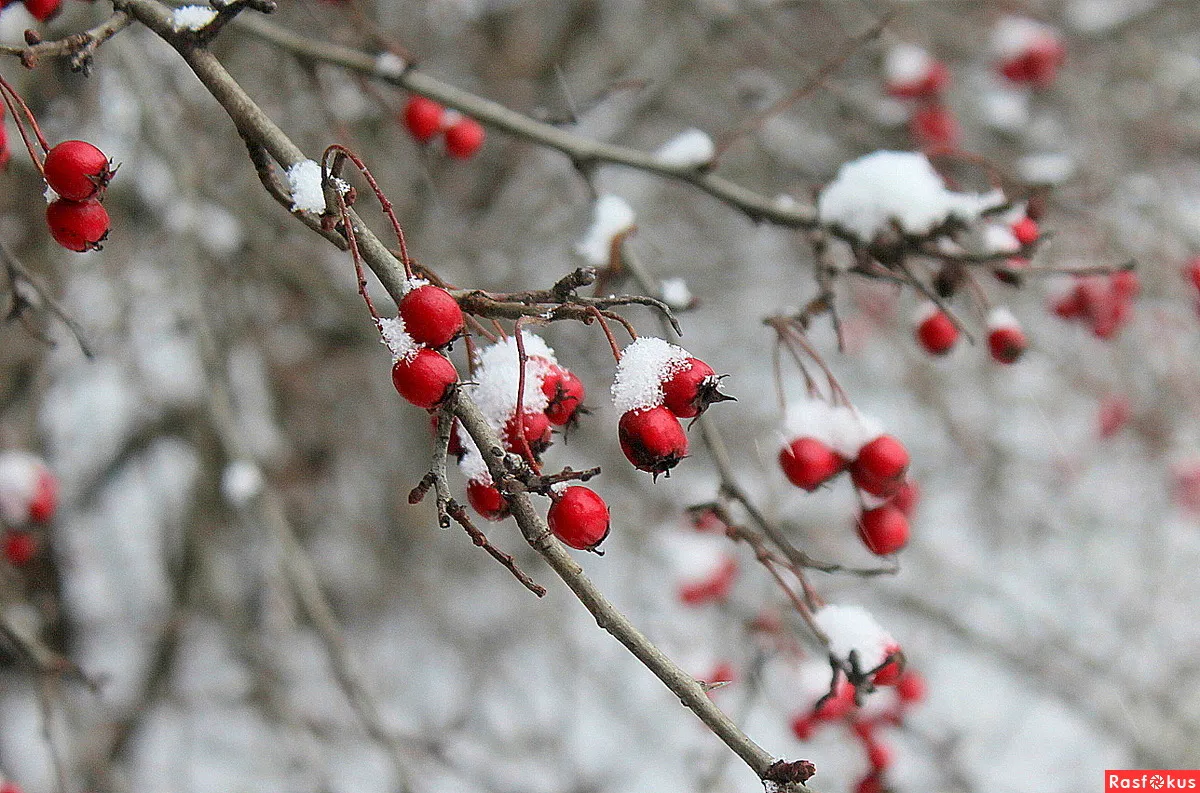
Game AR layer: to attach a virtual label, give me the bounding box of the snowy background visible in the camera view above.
[2,0,1200,792]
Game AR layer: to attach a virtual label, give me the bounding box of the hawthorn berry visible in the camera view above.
[398,284,463,348]
[813,679,856,720]
[915,308,958,356]
[467,479,508,522]
[1098,395,1131,439]
[541,364,585,426]
[3,531,37,566]
[1112,270,1140,300]
[661,357,732,418]
[444,117,485,159]
[895,670,926,704]
[988,326,1027,364]
[871,644,905,686]
[1011,216,1039,246]
[46,199,110,252]
[23,0,61,21]
[547,486,610,551]
[618,405,688,476]
[1186,258,1200,293]
[44,140,114,201]
[789,713,817,741]
[678,557,738,606]
[857,504,909,556]
[403,96,444,143]
[28,467,56,523]
[855,774,886,793]
[779,437,845,491]
[866,740,894,771]
[890,480,920,517]
[503,409,552,457]
[999,37,1064,88]
[910,104,959,150]
[850,435,910,497]
[885,50,950,100]
[391,349,457,408]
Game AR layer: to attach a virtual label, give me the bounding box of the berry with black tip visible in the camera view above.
[46,199,109,252]
[44,140,114,201]
[618,405,688,476]
[661,357,733,418]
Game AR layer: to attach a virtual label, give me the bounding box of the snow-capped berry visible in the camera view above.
[444,117,485,159]
[3,531,37,566]
[46,199,109,252]
[915,306,958,356]
[850,435,909,497]
[398,284,463,348]
[547,486,610,551]
[661,357,732,418]
[391,349,457,408]
[779,437,845,491]
[618,405,688,476]
[1011,216,1039,246]
[43,140,113,201]
[871,643,905,686]
[23,0,61,21]
[815,604,897,687]
[884,44,949,100]
[28,467,56,523]
[403,96,444,143]
[986,307,1027,364]
[890,480,920,517]
[857,504,909,555]
[896,670,925,704]
[502,409,552,457]
[994,16,1064,88]
[541,365,585,427]
[466,479,508,522]
[910,104,960,150]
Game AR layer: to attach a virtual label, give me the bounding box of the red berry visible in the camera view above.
[871,644,905,686]
[3,531,37,566]
[866,740,894,771]
[851,436,909,497]
[391,349,457,409]
[1187,259,1200,292]
[23,0,61,21]
[0,114,10,170]
[857,505,909,555]
[895,670,926,704]
[790,713,817,741]
[888,60,950,100]
[618,406,688,476]
[1052,288,1084,319]
[855,773,885,793]
[678,557,738,606]
[988,326,1027,364]
[661,357,732,418]
[890,480,920,517]
[910,104,959,150]
[1098,395,1130,439]
[541,365,585,426]
[915,309,958,356]
[444,117,485,159]
[814,680,856,720]
[547,486,610,551]
[779,437,845,491]
[44,140,113,201]
[503,409,552,457]
[1112,270,1140,300]
[1011,216,1039,246]
[403,96,444,143]
[398,285,463,349]
[28,468,57,523]
[46,199,109,252]
[466,479,508,522]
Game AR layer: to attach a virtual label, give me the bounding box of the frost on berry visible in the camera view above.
[618,405,688,476]
[813,604,898,679]
[378,316,420,364]
[547,486,611,551]
[817,151,1004,243]
[470,335,555,430]
[783,398,883,461]
[577,194,636,267]
[992,16,1065,87]
[611,337,692,414]
[171,4,218,30]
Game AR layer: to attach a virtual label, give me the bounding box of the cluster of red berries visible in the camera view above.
[44,140,116,252]
[611,338,730,478]
[0,451,57,568]
[914,304,1028,365]
[1051,270,1139,340]
[778,402,917,555]
[883,44,959,150]
[0,0,61,22]
[403,96,486,159]
[386,282,464,409]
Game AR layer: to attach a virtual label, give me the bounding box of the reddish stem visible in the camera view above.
[322,143,414,279]
[588,306,623,362]
[334,189,381,323]
[0,76,48,176]
[512,319,542,474]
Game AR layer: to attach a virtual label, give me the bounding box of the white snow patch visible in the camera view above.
[992,16,1058,60]
[817,151,1005,241]
[576,195,636,266]
[660,277,693,310]
[655,128,715,168]
[987,307,1021,330]
[782,399,883,459]
[611,337,690,413]
[286,159,326,214]
[981,84,1031,131]
[1019,153,1076,185]
[885,44,935,86]
[374,52,407,78]
[813,603,896,670]
[378,317,420,363]
[171,5,218,31]
[469,335,557,429]
[660,531,730,586]
[457,441,491,486]
[982,224,1022,255]
[401,277,430,295]
[220,460,264,508]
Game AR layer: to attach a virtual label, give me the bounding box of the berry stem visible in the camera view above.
[333,187,381,323]
[0,77,47,176]
[512,319,542,474]
[321,143,415,279]
[588,306,624,362]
